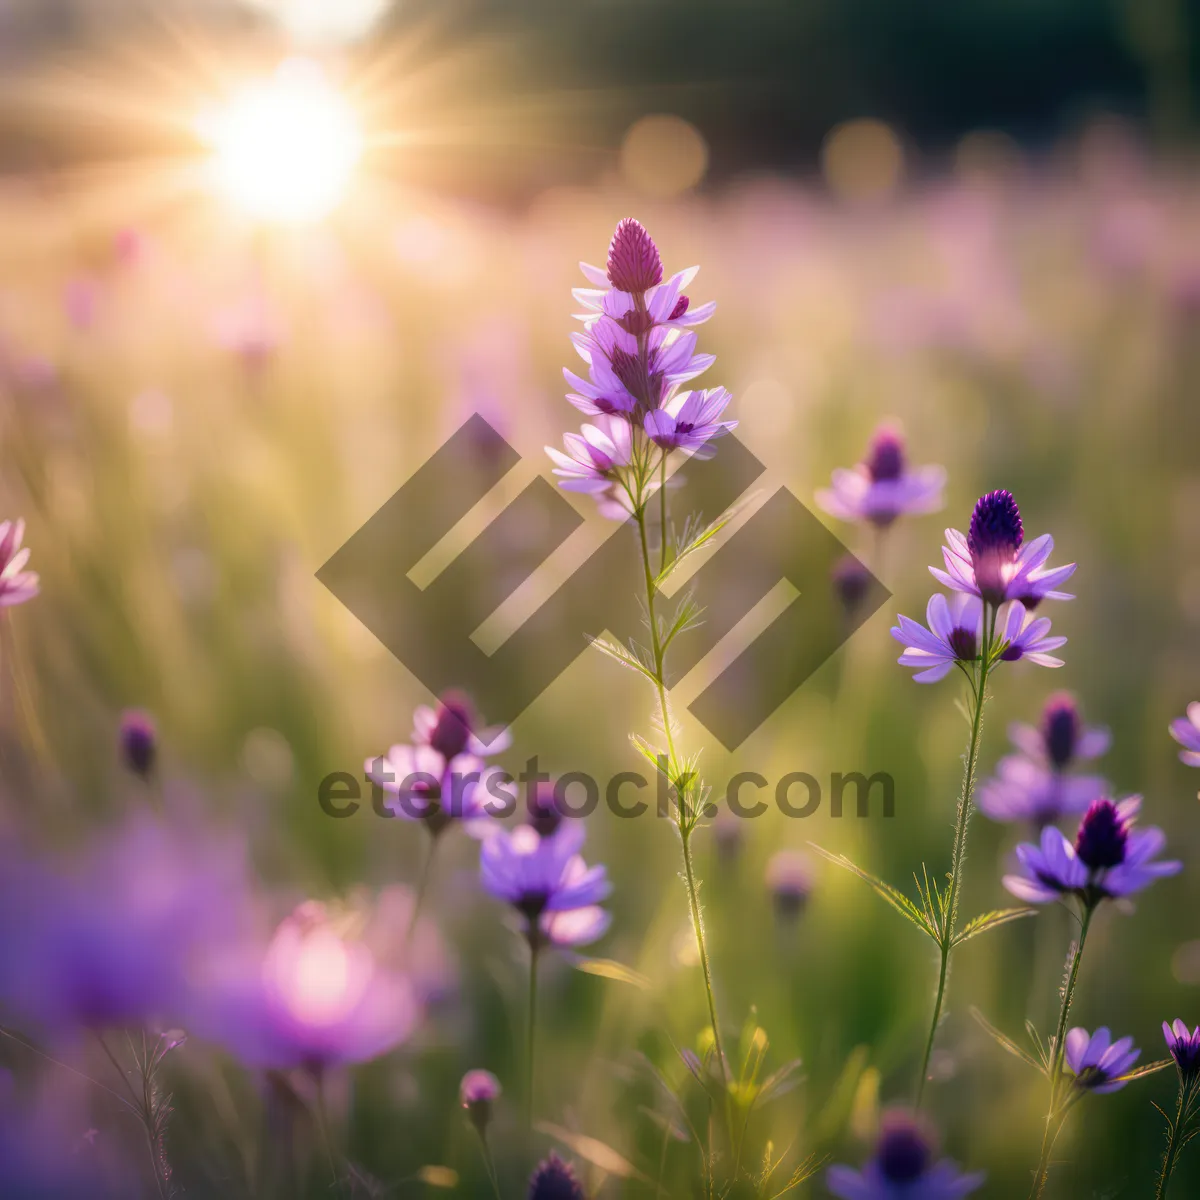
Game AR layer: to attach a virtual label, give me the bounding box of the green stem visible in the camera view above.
[658,455,669,575]
[1155,1086,1186,1200]
[915,629,992,1105]
[526,938,540,1130]
[405,832,440,948]
[633,503,727,1082]
[474,1130,504,1200]
[1030,904,1094,1198]
[314,1071,346,1200]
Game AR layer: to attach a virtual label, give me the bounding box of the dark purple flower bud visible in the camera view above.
[528,1152,584,1200]
[876,1110,936,1184]
[669,294,690,320]
[119,709,157,778]
[1041,692,1081,769]
[831,554,872,617]
[526,783,563,838]
[459,1069,500,1134]
[606,218,663,294]
[766,850,813,919]
[865,424,906,483]
[1075,799,1128,870]
[428,692,475,761]
[1164,1020,1200,1082]
[967,490,1023,605]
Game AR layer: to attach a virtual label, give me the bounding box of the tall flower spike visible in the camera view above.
[606,218,663,293]
[931,490,1075,608]
[816,421,946,528]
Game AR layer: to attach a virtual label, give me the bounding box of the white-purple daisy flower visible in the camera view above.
[1170,702,1200,767]
[993,600,1067,668]
[546,414,634,494]
[979,694,1109,825]
[480,822,611,949]
[1064,1027,1141,1094]
[1003,797,1181,906]
[816,423,946,528]
[0,518,39,607]
[644,386,737,453]
[930,490,1075,609]
[827,1110,984,1199]
[891,593,982,682]
[1164,1019,1200,1081]
[364,743,496,835]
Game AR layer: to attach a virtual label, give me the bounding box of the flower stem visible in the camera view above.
[474,1129,504,1200]
[915,634,992,1105]
[525,938,540,1131]
[1155,1087,1185,1200]
[633,502,728,1083]
[1030,904,1094,1198]
[405,832,440,948]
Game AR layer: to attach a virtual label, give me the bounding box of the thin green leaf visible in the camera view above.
[952,906,1037,947]
[630,733,667,778]
[535,1123,649,1182]
[589,635,659,684]
[970,1007,1044,1074]
[808,844,937,942]
[654,491,759,586]
[1115,1058,1174,1084]
[574,958,652,989]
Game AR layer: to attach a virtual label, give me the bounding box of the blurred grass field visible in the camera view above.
[1,109,1200,1194]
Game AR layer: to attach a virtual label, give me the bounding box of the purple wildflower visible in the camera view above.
[364,743,496,836]
[480,823,611,949]
[994,600,1067,668]
[831,553,874,618]
[644,386,737,453]
[1064,1027,1141,1094]
[546,415,634,493]
[0,519,39,607]
[816,422,946,527]
[460,1069,501,1133]
[891,593,982,682]
[1003,797,1181,906]
[119,709,158,778]
[1164,1020,1200,1081]
[528,1152,585,1200]
[525,781,564,838]
[192,898,417,1072]
[979,694,1109,826]
[412,690,512,759]
[766,850,813,918]
[1170,703,1200,767]
[606,218,663,292]
[827,1109,984,1199]
[931,490,1075,609]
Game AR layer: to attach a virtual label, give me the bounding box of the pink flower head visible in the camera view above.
[606,218,663,294]
[0,519,38,607]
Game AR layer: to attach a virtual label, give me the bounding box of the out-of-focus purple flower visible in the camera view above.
[0,519,39,607]
[64,276,101,331]
[213,293,283,369]
[119,709,157,778]
[364,743,496,836]
[1003,797,1181,906]
[816,423,946,528]
[480,823,611,949]
[891,593,982,682]
[412,690,511,759]
[1163,1020,1200,1082]
[931,490,1075,609]
[994,600,1066,668]
[1170,703,1200,768]
[1064,1027,1141,1094]
[831,553,874,618]
[528,1152,585,1200]
[827,1109,984,1199]
[0,810,249,1035]
[644,386,737,453]
[192,898,417,1072]
[525,782,564,838]
[980,694,1109,826]
[766,849,813,918]
[460,1069,501,1133]
[546,415,634,494]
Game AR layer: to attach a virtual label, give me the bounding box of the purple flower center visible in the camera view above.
[429,693,475,760]
[948,626,978,661]
[606,218,663,294]
[1074,799,1128,870]
[669,294,690,320]
[1042,693,1081,768]
[876,1114,933,1184]
[1170,1030,1200,1080]
[865,427,905,482]
[968,490,1023,604]
[529,1153,585,1200]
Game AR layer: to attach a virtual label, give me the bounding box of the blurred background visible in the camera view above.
[1,0,1200,1195]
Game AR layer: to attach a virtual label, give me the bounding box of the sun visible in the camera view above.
[197,58,363,224]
